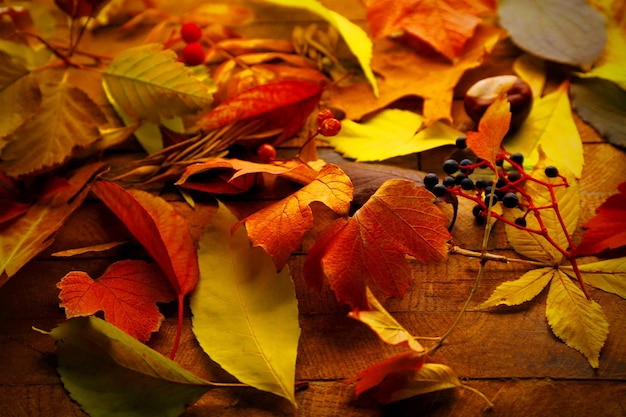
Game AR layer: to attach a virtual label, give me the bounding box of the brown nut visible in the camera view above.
[464,75,533,131]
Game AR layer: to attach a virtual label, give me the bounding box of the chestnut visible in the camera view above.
[464,75,533,131]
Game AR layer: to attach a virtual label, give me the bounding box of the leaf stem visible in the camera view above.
[448,245,547,267]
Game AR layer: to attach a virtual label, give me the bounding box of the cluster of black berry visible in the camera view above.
[424,137,563,227]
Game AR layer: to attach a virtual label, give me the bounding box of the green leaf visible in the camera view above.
[498,0,606,67]
[477,267,555,309]
[571,78,626,149]
[562,257,626,299]
[39,317,211,417]
[0,69,107,177]
[504,82,583,178]
[258,0,378,96]
[546,270,609,368]
[102,44,213,124]
[191,202,300,405]
[323,109,461,161]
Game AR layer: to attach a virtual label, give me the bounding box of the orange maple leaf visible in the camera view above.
[242,163,353,270]
[57,260,176,342]
[466,92,511,169]
[366,0,495,60]
[306,180,450,309]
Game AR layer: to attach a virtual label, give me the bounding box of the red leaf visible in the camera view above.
[0,199,30,226]
[576,181,626,256]
[57,260,176,342]
[92,181,199,356]
[196,79,324,144]
[466,92,511,169]
[307,180,450,309]
[366,0,495,60]
[55,0,110,18]
[347,351,425,397]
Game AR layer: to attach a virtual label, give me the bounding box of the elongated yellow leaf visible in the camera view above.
[504,82,583,178]
[323,109,462,161]
[191,202,300,405]
[102,44,213,124]
[562,257,626,299]
[40,317,211,417]
[258,0,377,96]
[477,267,555,309]
[505,151,580,264]
[546,270,609,368]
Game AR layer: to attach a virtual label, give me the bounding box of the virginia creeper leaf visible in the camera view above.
[191,202,300,405]
[373,363,463,404]
[102,44,213,124]
[477,267,555,309]
[498,0,606,67]
[349,287,424,352]
[505,82,584,178]
[366,0,495,60]
[41,317,211,417]
[571,78,626,149]
[576,181,626,255]
[257,0,378,95]
[326,24,502,125]
[242,163,353,270]
[322,109,463,161]
[0,69,107,177]
[562,258,626,299]
[57,260,176,342]
[0,162,102,286]
[196,79,323,143]
[347,351,425,397]
[92,181,198,297]
[466,92,511,169]
[312,180,450,309]
[546,270,609,368]
[504,152,580,264]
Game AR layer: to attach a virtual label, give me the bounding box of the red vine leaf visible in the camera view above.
[306,180,450,309]
[347,351,425,397]
[196,79,324,144]
[466,92,511,169]
[92,181,199,356]
[241,164,353,270]
[366,0,495,60]
[58,260,176,342]
[576,181,626,256]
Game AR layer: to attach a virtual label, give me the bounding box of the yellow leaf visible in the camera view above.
[477,267,555,309]
[348,288,424,352]
[513,53,547,98]
[504,150,580,264]
[562,257,626,299]
[546,270,609,368]
[322,109,462,161]
[381,363,461,404]
[504,82,584,178]
[191,202,300,405]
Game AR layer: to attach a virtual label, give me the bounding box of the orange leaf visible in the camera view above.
[57,260,176,342]
[367,0,495,60]
[466,92,511,169]
[309,180,450,309]
[196,79,324,143]
[242,164,353,270]
[347,351,425,397]
[576,181,626,256]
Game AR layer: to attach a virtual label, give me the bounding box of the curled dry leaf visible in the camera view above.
[57,260,176,342]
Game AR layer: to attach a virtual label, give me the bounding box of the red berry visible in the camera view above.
[257,143,277,163]
[317,108,335,127]
[182,42,204,66]
[318,118,341,136]
[180,22,202,44]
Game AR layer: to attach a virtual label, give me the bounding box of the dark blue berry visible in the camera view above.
[443,176,456,188]
[424,173,439,190]
[455,136,467,149]
[545,165,559,178]
[472,204,484,218]
[461,177,474,190]
[507,172,520,182]
[502,192,519,208]
[484,193,499,206]
[455,174,466,185]
[515,217,527,227]
[459,159,474,174]
[432,184,447,197]
[475,179,490,190]
[510,152,524,166]
[443,159,459,175]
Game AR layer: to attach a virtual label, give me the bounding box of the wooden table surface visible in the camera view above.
[2,1,626,416]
